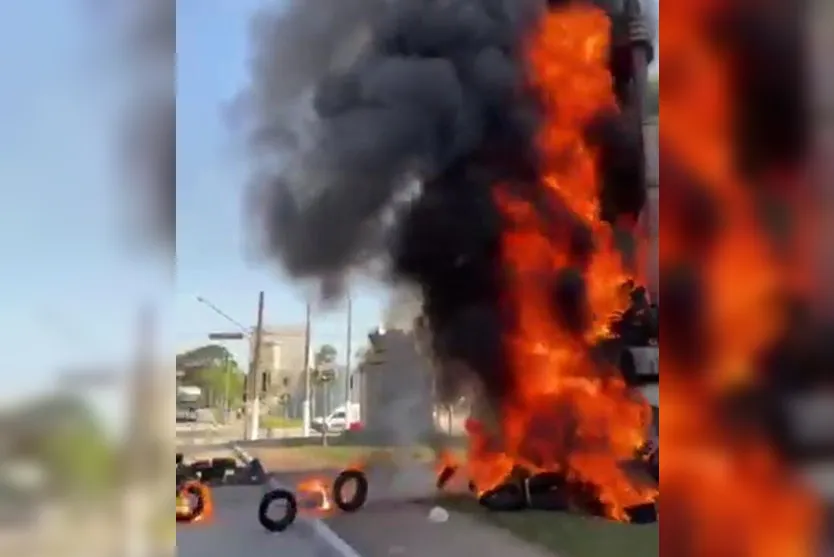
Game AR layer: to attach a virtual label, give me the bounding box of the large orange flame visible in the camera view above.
[465,4,655,521]
[661,1,821,555]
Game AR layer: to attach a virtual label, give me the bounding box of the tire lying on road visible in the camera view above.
[176,481,210,523]
[333,469,369,512]
[258,489,298,532]
[210,457,237,482]
[212,457,237,471]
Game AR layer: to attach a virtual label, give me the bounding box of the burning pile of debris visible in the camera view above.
[436,463,656,523]
[240,0,658,526]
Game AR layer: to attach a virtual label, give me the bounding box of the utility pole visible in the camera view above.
[246,291,265,440]
[302,301,312,437]
[345,295,353,413]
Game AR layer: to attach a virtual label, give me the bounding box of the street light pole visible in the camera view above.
[196,296,250,333]
[302,301,312,437]
[345,295,353,413]
[247,292,266,441]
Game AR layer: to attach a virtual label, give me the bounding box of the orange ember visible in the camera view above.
[661,1,820,556]
[297,477,334,511]
[296,458,366,513]
[464,4,656,521]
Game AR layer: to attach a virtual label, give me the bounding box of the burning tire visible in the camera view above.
[646,447,659,482]
[332,469,368,512]
[478,483,527,512]
[436,465,458,490]
[176,481,209,523]
[257,489,298,532]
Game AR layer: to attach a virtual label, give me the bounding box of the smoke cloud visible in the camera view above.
[239,0,651,406]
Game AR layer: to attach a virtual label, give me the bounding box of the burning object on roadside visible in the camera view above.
[242,0,657,526]
[176,480,214,524]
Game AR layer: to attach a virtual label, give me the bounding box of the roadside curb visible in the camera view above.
[230,444,365,557]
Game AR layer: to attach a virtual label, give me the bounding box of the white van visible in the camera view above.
[176,385,202,422]
[311,403,361,433]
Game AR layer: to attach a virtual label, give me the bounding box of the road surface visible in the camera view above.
[177,446,356,557]
[177,484,345,557]
[260,461,558,557]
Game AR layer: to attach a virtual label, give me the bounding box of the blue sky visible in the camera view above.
[0,0,387,410]
[175,0,387,368]
[0,0,656,408]
[0,1,172,412]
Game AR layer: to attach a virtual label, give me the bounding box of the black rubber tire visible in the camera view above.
[258,489,298,532]
[212,457,237,470]
[436,465,457,490]
[176,483,206,522]
[192,460,212,472]
[478,484,527,511]
[333,469,368,512]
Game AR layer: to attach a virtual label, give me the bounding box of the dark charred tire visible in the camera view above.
[333,469,368,512]
[436,465,457,490]
[176,483,206,522]
[212,457,236,470]
[192,460,211,470]
[478,484,527,511]
[258,489,298,532]
[648,448,659,482]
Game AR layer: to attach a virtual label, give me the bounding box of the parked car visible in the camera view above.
[311,403,361,434]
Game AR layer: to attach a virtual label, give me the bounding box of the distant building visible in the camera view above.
[357,329,435,442]
[253,326,307,413]
[382,289,423,332]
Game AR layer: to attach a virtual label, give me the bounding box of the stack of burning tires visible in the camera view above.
[175,453,237,523]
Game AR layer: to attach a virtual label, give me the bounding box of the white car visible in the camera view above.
[311,403,361,434]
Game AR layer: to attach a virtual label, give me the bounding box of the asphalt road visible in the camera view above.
[177,445,356,557]
[269,467,556,557]
[177,484,340,557]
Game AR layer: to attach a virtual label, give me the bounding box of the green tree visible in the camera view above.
[176,344,234,376]
[5,394,117,499]
[192,362,245,409]
[177,344,244,409]
[314,344,337,367]
[312,344,338,383]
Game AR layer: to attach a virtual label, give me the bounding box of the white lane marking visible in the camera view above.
[231,445,365,557]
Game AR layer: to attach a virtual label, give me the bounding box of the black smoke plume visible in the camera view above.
[239,0,651,403]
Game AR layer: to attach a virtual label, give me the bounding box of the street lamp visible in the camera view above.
[196,296,250,334]
[196,293,265,441]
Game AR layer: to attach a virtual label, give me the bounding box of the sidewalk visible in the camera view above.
[325,501,560,557]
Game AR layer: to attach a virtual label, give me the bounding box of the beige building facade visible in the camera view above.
[253,325,307,396]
